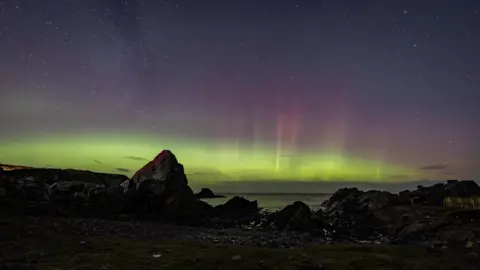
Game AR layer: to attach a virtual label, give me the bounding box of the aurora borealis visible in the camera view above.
[0,133,415,182]
[0,1,479,191]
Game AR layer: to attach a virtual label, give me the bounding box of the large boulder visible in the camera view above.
[130,150,206,220]
[321,188,400,240]
[131,150,185,188]
[390,208,480,249]
[270,201,313,231]
[214,196,258,219]
[322,188,398,216]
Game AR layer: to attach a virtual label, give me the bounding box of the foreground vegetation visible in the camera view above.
[1,218,478,270]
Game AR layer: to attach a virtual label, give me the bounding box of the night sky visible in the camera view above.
[1,0,479,192]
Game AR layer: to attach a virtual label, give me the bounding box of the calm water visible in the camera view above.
[201,193,332,211]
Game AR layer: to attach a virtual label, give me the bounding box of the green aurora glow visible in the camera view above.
[0,133,419,183]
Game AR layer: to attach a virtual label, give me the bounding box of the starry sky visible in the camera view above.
[0,0,479,192]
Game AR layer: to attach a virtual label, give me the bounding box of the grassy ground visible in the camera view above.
[1,218,478,270]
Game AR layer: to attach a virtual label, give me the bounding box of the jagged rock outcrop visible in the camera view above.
[322,187,400,216]
[3,158,480,248]
[129,150,201,219]
[0,150,214,222]
[269,201,313,231]
[320,188,403,240]
[0,168,131,216]
[398,180,480,207]
[214,196,258,219]
[320,181,480,247]
[195,188,225,199]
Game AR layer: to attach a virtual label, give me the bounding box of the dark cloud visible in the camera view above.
[419,164,449,171]
[115,167,131,173]
[124,156,148,161]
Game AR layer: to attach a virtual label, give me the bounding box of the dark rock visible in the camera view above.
[391,209,480,249]
[0,166,132,217]
[397,180,480,207]
[445,180,480,197]
[321,188,400,240]
[0,151,212,224]
[214,196,258,219]
[130,150,214,222]
[300,261,324,270]
[131,150,184,187]
[270,201,313,231]
[322,188,398,216]
[195,188,225,199]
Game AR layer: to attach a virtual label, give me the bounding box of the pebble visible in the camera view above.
[231,255,242,261]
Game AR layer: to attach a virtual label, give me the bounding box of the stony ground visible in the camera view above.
[1,216,479,270]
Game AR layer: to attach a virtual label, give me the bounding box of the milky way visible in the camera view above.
[0,0,479,191]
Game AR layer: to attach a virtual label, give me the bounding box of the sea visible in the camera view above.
[201,193,332,211]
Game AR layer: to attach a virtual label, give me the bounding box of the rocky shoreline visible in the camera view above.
[1,150,480,252]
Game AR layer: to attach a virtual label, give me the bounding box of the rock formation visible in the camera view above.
[195,188,225,199]
[0,150,261,224]
[269,201,313,231]
[0,168,130,217]
[214,196,259,219]
[2,156,480,249]
[129,150,205,220]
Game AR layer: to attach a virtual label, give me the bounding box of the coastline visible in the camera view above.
[2,153,480,269]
